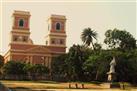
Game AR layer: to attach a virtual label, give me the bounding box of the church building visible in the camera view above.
[4,10,67,69]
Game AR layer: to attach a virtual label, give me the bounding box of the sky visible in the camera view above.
[0,1,137,55]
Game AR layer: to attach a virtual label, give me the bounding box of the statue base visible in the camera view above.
[107,72,116,82]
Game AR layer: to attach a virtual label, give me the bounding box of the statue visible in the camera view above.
[109,57,116,73]
[107,57,116,82]
[107,57,120,88]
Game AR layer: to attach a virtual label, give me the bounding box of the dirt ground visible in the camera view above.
[0,80,137,91]
[0,81,104,89]
[10,89,137,91]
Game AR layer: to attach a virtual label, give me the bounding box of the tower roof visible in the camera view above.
[13,10,30,16]
[50,14,66,20]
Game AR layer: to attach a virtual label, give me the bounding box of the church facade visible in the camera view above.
[4,10,67,69]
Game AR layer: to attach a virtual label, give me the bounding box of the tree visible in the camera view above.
[0,55,4,75]
[51,54,67,75]
[81,27,97,50]
[24,64,49,80]
[2,61,26,75]
[93,42,102,51]
[83,50,112,81]
[0,55,4,68]
[34,64,49,76]
[104,28,136,50]
[51,54,69,81]
[2,61,26,79]
[66,44,92,81]
[114,50,137,83]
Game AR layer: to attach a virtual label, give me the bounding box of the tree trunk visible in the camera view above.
[95,70,99,81]
[91,42,95,50]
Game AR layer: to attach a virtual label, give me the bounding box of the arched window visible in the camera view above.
[56,23,61,30]
[19,19,24,27]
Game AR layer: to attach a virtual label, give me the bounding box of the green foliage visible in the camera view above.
[0,55,4,68]
[93,42,102,51]
[66,44,92,81]
[34,64,49,75]
[104,28,136,50]
[81,27,97,49]
[51,28,137,83]
[51,54,69,81]
[24,64,49,76]
[83,50,112,81]
[2,61,49,80]
[51,54,68,75]
[115,50,137,83]
[2,61,26,75]
[51,45,92,81]
[83,49,137,83]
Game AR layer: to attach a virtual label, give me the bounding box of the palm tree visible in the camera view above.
[81,27,97,50]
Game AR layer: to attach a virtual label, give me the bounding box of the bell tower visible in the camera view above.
[45,14,67,48]
[10,10,32,44]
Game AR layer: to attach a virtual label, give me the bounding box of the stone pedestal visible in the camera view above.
[107,72,120,88]
[107,72,116,82]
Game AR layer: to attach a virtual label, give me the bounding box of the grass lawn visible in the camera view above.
[0,80,137,91]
